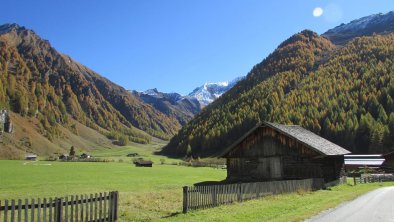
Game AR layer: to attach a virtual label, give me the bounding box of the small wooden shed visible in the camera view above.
[25,154,37,161]
[59,154,69,161]
[220,122,350,183]
[134,159,153,167]
[80,153,91,159]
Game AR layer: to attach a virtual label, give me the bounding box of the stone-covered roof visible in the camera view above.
[220,122,351,157]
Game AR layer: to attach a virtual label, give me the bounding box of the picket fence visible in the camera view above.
[0,191,118,222]
[183,178,324,213]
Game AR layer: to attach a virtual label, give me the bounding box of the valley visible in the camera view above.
[0,4,394,222]
[1,157,393,221]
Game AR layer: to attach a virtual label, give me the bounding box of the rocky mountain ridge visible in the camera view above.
[323,11,394,45]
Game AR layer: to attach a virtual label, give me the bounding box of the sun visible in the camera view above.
[313,7,324,17]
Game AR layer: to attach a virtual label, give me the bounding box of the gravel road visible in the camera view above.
[307,186,394,222]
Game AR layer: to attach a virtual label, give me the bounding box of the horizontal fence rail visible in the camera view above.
[357,174,394,184]
[183,178,324,213]
[0,191,118,222]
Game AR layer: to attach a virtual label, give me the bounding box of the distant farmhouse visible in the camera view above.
[25,154,37,161]
[59,154,69,161]
[80,153,91,159]
[134,158,153,167]
[220,122,350,183]
[0,109,13,134]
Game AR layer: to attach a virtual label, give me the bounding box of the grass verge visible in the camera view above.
[160,182,394,222]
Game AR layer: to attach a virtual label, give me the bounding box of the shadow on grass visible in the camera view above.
[161,212,182,218]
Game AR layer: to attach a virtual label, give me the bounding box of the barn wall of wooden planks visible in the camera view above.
[182,178,324,213]
[0,191,118,222]
[225,127,344,183]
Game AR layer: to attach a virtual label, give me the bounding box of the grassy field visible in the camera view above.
[1,142,393,221]
[0,160,226,221]
[89,139,181,164]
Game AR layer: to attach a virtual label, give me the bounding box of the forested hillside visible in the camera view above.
[162,31,394,157]
[0,23,181,154]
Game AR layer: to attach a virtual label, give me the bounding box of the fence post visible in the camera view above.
[108,192,112,221]
[109,192,114,221]
[212,185,218,206]
[4,200,8,222]
[353,177,356,186]
[237,183,242,202]
[183,186,189,213]
[56,198,63,222]
[114,191,119,221]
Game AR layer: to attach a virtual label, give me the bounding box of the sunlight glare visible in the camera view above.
[313,7,324,17]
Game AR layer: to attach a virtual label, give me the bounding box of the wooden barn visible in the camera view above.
[134,159,153,167]
[59,154,69,161]
[220,122,351,183]
[383,151,394,172]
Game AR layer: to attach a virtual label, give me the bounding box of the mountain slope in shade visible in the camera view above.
[162,27,394,157]
[0,23,181,157]
[132,89,201,125]
[323,11,394,45]
[188,77,244,106]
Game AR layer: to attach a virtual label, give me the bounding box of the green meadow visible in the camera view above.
[89,139,180,164]
[0,160,226,221]
[1,143,393,221]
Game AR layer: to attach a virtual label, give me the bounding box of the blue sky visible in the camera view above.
[1,1,392,95]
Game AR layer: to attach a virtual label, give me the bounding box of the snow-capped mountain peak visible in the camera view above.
[143,88,160,96]
[323,11,394,45]
[137,76,244,107]
[188,77,244,106]
[326,12,393,33]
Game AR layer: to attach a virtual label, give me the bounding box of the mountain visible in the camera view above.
[162,15,394,157]
[132,77,244,125]
[323,11,394,45]
[188,77,244,106]
[132,89,201,125]
[0,23,181,158]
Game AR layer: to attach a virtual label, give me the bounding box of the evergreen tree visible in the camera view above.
[69,146,76,157]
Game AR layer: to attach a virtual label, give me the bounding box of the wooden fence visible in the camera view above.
[0,191,118,222]
[183,178,324,213]
[357,174,394,184]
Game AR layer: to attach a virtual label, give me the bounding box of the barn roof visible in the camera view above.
[220,122,350,157]
[135,160,153,164]
[25,154,37,158]
[384,150,394,157]
[344,154,385,166]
